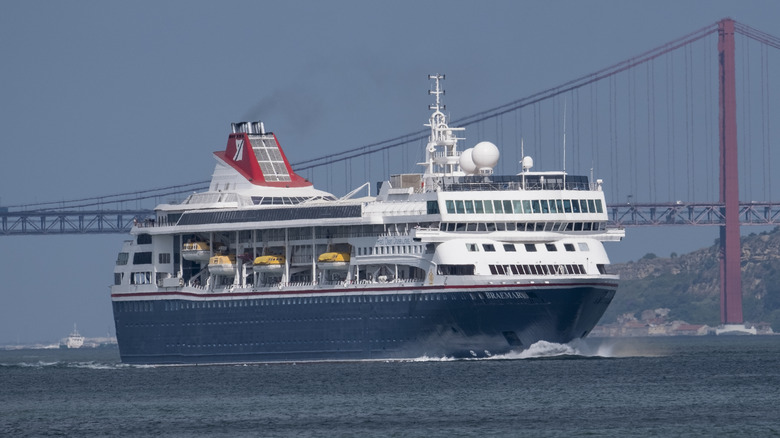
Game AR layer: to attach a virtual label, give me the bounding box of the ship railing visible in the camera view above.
[290,255,312,265]
[262,281,317,289]
[433,150,462,159]
[262,279,426,289]
[337,277,424,286]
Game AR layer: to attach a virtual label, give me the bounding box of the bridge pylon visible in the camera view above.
[718,18,745,328]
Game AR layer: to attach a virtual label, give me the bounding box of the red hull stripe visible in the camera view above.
[111,281,618,300]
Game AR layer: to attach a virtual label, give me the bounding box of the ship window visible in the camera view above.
[564,243,576,252]
[532,200,541,214]
[477,223,487,232]
[496,222,505,231]
[571,200,581,213]
[516,223,526,231]
[159,253,171,264]
[580,200,589,213]
[512,200,522,214]
[597,264,607,274]
[541,200,549,213]
[548,200,558,213]
[563,200,572,213]
[455,223,466,232]
[587,200,596,213]
[545,243,557,252]
[583,223,592,231]
[524,243,537,252]
[578,242,590,251]
[131,272,151,284]
[466,223,477,231]
[555,200,564,213]
[136,234,152,245]
[503,244,516,252]
[506,222,516,231]
[486,223,496,232]
[544,222,555,231]
[595,199,604,213]
[133,252,152,265]
[503,200,512,214]
[510,264,520,274]
[493,200,503,214]
[455,200,465,214]
[114,273,123,285]
[483,200,494,214]
[427,201,440,215]
[464,200,475,214]
[482,244,495,252]
[574,223,583,231]
[495,265,506,275]
[116,252,129,265]
[489,265,498,275]
[445,200,455,214]
[437,264,475,275]
[474,201,484,214]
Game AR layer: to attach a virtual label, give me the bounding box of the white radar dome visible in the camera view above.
[472,141,500,168]
[522,156,534,171]
[459,148,477,173]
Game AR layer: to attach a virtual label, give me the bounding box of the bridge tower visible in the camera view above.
[718,18,745,329]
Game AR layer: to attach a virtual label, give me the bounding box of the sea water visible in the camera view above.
[2,336,779,437]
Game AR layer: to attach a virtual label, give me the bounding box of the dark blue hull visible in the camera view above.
[113,285,615,364]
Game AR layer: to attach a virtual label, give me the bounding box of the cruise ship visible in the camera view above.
[111,75,624,364]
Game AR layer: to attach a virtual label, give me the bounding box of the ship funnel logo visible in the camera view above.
[233,139,244,161]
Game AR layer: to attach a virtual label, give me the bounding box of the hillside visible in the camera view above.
[603,226,780,330]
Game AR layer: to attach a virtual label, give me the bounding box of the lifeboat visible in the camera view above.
[253,255,285,272]
[208,254,236,276]
[182,241,211,261]
[318,252,350,269]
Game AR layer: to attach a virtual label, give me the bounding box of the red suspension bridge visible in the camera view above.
[2,18,780,328]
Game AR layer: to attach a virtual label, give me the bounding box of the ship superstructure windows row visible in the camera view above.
[441,198,604,215]
[109,74,624,364]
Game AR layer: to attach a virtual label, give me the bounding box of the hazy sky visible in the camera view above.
[1,0,778,344]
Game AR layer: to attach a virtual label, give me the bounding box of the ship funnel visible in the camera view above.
[231,122,261,134]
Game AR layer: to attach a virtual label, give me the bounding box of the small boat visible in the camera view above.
[253,255,285,272]
[60,324,85,349]
[208,254,236,276]
[182,241,211,261]
[317,252,350,268]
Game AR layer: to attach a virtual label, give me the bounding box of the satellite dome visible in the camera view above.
[459,148,477,173]
[522,156,534,171]
[472,141,500,168]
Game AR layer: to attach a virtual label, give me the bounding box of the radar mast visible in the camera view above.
[421,74,465,188]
